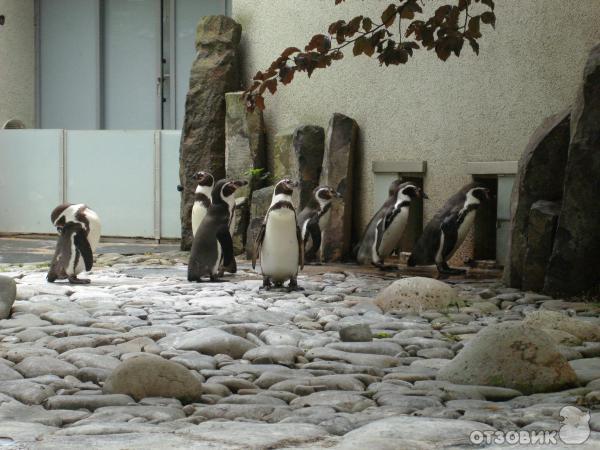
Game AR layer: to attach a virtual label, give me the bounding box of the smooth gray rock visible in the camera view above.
[243,345,303,366]
[0,361,23,381]
[170,351,217,371]
[336,416,495,449]
[0,402,62,427]
[44,394,135,411]
[290,390,375,412]
[76,405,185,424]
[569,358,600,384]
[0,380,55,404]
[375,277,458,313]
[60,352,120,371]
[326,341,402,356]
[339,324,372,342]
[14,356,78,378]
[169,328,256,358]
[0,421,57,443]
[179,15,242,250]
[175,421,330,448]
[103,354,203,403]
[306,347,398,368]
[0,276,16,319]
[437,322,577,394]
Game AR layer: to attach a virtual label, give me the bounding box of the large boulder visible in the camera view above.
[224,91,266,199]
[0,276,16,319]
[503,110,570,288]
[521,200,561,292]
[523,310,600,342]
[545,43,600,297]
[271,130,294,181]
[437,322,578,394]
[374,277,459,313]
[178,16,242,250]
[103,354,202,403]
[320,113,359,262]
[245,185,274,260]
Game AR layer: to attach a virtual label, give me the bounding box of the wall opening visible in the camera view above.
[472,175,498,261]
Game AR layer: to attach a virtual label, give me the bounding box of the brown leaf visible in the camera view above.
[328,20,345,35]
[481,11,496,28]
[362,17,372,32]
[265,78,277,95]
[281,47,301,58]
[255,95,265,111]
[381,4,397,27]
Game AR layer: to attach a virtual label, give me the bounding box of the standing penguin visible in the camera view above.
[408,183,490,275]
[190,171,214,237]
[253,179,304,291]
[297,186,341,263]
[188,179,247,282]
[47,204,101,284]
[356,181,426,268]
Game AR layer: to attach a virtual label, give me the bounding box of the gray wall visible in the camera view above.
[232,0,600,232]
[0,0,35,128]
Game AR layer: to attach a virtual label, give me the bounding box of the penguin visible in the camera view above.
[190,171,214,237]
[408,183,490,275]
[297,186,341,263]
[188,179,247,282]
[355,180,426,268]
[47,204,101,284]
[252,178,304,291]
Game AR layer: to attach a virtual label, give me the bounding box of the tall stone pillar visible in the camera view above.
[545,43,600,297]
[178,16,242,250]
[320,113,359,262]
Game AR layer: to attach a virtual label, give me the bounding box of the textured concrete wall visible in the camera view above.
[0,0,35,127]
[232,0,600,236]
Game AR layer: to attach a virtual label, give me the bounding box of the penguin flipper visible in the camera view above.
[216,226,234,268]
[296,224,304,270]
[306,222,321,256]
[74,228,94,271]
[440,214,459,261]
[252,223,266,269]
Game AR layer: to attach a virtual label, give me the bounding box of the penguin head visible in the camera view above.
[193,171,214,188]
[469,185,491,202]
[315,186,342,205]
[388,179,404,197]
[398,183,427,200]
[274,178,298,197]
[213,179,248,204]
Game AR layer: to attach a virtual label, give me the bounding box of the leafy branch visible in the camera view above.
[243,0,496,111]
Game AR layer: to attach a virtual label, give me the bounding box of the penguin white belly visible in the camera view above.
[191,202,208,237]
[378,208,409,258]
[260,209,299,281]
[318,209,331,231]
[66,234,81,276]
[371,220,382,264]
[85,209,101,251]
[452,210,476,256]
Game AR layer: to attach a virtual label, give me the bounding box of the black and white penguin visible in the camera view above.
[47,204,101,284]
[355,180,426,268]
[188,179,247,282]
[408,183,490,275]
[190,171,214,237]
[252,178,304,291]
[297,185,341,262]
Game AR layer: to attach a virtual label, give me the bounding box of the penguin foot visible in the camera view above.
[436,263,466,276]
[260,278,272,291]
[209,275,224,282]
[68,276,90,285]
[373,262,397,272]
[287,279,304,292]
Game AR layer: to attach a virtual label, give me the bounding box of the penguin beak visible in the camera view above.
[56,226,63,235]
[483,188,491,200]
[335,191,343,198]
[418,188,429,199]
[176,185,184,192]
[233,180,248,188]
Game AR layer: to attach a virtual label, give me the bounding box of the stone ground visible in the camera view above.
[0,237,599,449]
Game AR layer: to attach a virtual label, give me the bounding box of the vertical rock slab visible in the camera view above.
[503,111,570,288]
[320,113,359,262]
[292,125,325,210]
[271,131,294,183]
[178,16,242,250]
[225,91,266,198]
[545,44,600,297]
[522,201,560,292]
[232,197,249,256]
[245,186,274,260]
